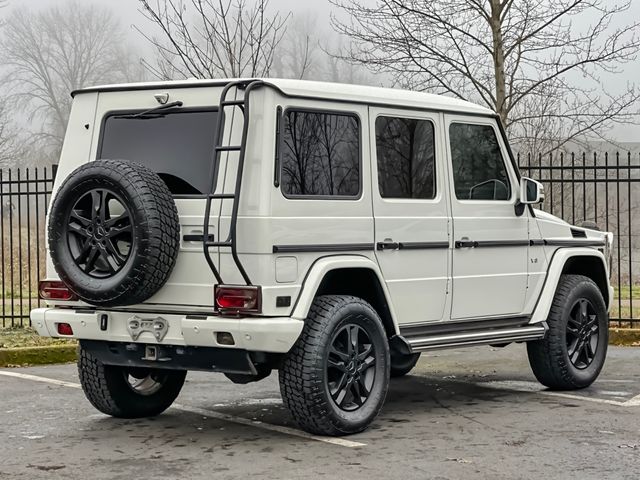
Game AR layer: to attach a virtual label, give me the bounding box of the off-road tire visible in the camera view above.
[48,159,179,307]
[390,352,421,378]
[279,295,390,436]
[527,274,608,390]
[78,345,186,418]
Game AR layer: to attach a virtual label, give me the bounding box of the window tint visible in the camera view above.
[99,110,218,195]
[280,110,360,197]
[376,116,436,199]
[449,123,511,201]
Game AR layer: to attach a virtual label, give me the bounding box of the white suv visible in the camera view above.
[32,78,614,436]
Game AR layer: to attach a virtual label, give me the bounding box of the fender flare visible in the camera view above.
[290,255,400,335]
[530,247,612,323]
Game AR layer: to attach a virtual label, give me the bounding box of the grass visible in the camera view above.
[0,326,74,349]
[614,284,640,300]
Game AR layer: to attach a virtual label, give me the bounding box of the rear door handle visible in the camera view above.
[455,240,478,248]
[183,234,215,242]
[377,241,399,251]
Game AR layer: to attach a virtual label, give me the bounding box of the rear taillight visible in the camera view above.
[214,285,261,313]
[39,280,78,301]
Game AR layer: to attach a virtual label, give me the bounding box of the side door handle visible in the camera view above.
[376,241,399,251]
[455,239,478,248]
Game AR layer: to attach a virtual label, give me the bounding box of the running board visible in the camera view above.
[406,324,547,352]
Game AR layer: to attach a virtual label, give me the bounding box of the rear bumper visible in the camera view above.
[30,308,304,353]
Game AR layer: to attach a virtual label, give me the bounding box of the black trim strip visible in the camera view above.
[400,316,530,338]
[272,243,375,254]
[399,241,449,250]
[476,240,530,247]
[455,239,529,248]
[544,239,605,247]
[453,238,604,249]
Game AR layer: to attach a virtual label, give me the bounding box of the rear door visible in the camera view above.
[93,87,239,310]
[444,115,529,319]
[370,107,451,325]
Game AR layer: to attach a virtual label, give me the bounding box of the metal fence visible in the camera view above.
[518,151,639,327]
[1,154,639,328]
[1,165,57,327]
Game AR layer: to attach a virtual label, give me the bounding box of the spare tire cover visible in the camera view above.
[48,159,180,307]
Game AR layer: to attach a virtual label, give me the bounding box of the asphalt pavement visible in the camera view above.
[1,344,639,479]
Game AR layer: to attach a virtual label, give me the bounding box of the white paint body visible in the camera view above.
[32,78,613,353]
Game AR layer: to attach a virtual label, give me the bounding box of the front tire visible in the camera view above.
[527,274,608,390]
[78,346,186,418]
[279,295,390,436]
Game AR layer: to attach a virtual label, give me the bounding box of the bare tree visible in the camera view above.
[271,13,318,80]
[1,1,140,154]
[138,0,289,79]
[331,0,640,153]
[0,99,19,168]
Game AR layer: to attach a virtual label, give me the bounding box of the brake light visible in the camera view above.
[39,280,78,301]
[215,285,261,313]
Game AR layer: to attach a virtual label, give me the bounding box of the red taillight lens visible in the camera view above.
[56,323,74,336]
[39,280,78,301]
[214,285,261,313]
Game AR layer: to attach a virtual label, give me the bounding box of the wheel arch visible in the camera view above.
[531,248,612,323]
[290,256,400,337]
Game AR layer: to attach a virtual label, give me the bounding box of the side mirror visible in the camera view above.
[520,177,545,204]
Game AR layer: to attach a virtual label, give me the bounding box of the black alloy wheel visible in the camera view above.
[279,295,390,436]
[66,188,133,277]
[566,298,599,370]
[48,159,180,306]
[527,274,608,390]
[327,324,377,411]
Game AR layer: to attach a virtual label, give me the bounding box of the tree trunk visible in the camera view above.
[489,0,507,126]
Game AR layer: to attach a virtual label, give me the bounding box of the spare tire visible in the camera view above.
[48,159,180,307]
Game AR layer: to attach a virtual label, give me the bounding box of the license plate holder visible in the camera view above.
[127,316,169,342]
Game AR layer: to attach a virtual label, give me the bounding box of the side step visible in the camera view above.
[406,324,547,352]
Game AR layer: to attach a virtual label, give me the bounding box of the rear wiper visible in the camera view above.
[114,100,183,119]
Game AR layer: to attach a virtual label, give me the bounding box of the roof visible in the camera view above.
[71,77,495,116]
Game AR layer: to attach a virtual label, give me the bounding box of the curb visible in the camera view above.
[608,328,640,347]
[0,344,77,367]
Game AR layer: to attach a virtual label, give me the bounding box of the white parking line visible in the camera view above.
[479,380,640,407]
[171,403,366,448]
[0,370,82,389]
[0,370,366,448]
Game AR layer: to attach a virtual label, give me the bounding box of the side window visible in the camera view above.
[376,116,436,199]
[280,110,360,197]
[449,123,511,201]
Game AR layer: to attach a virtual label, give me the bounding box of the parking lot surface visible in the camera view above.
[1,345,639,479]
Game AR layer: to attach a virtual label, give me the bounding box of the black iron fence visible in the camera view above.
[1,154,638,328]
[518,151,639,327]
[1,165,57,327]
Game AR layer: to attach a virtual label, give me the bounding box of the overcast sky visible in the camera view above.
[4,0,640,141]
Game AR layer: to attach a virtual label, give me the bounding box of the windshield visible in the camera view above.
[98,109,218,195]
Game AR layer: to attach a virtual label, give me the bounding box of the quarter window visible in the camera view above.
[376,116,436,199]
[449,123,511,201]
[280,110,360,197]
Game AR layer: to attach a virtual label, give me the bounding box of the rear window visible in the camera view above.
[98,110,218,195]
